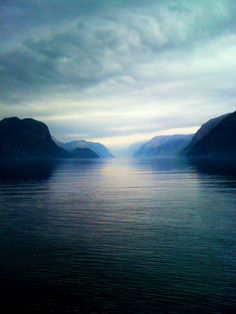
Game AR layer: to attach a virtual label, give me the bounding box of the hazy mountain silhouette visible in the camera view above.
[2,113,235,161]
[54,139,113,158]
[134,134,193,157]
[125,141,147,157]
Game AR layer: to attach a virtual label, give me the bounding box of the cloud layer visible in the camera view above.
[1,0,236,148]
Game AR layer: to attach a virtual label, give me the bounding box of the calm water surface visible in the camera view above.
[0,158,236,313]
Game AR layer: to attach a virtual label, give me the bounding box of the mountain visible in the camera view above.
[0,117,99,159]
[55,139,113,158]
[134,134,193,157]
[126,142,147,157]
[183,113,231,155]
[0,117,69,158]
[186,111,236,159]
[71,147,99,158]
[110,141,146,157]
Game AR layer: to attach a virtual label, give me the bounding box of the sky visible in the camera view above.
[1,0,236,150]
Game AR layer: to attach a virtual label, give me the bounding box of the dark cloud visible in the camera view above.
[1,0,236,147]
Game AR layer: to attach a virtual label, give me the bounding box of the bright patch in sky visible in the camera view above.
[1,0,236,148]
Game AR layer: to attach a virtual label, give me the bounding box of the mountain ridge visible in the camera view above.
[54,139,113,158]
[186,111,236,159]
[182,113,231,155]
[134,134,193,157]
[0,117,99,159]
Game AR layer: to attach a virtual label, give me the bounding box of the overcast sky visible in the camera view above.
[1,0,236,148]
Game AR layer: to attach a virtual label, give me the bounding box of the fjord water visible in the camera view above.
[0,158,236,313]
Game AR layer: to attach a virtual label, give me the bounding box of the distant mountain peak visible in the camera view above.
[134,134,193,157]
[54,138,113,158]
[0,117,100,159]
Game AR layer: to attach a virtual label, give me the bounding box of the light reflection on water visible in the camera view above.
[0,158,236,313]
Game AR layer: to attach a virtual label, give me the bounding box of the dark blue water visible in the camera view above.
[0,158,236,313]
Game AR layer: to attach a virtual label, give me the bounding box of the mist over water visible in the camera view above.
[0,158,236,313]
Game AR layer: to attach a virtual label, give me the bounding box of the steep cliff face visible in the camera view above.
[0,117,69,158]
[183,113,231,155]
[186,111,236,159]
